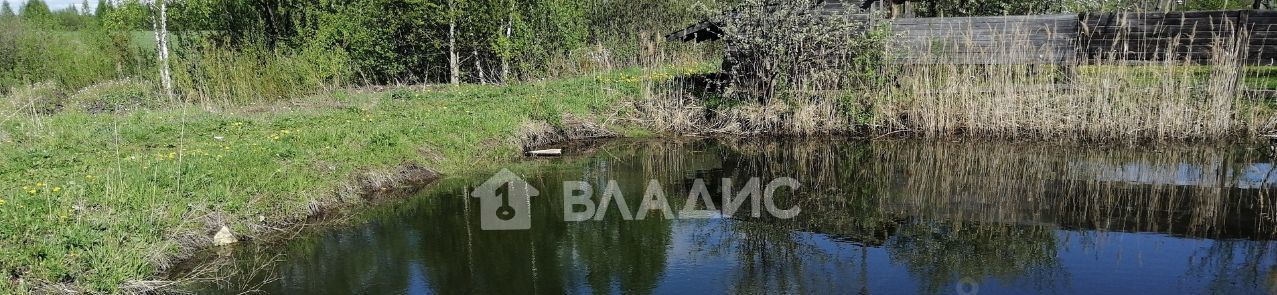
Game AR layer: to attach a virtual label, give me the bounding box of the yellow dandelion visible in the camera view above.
[0,199,7,206]
[52,187,61,192]
[36,182,45,187]
[26,189,36,194]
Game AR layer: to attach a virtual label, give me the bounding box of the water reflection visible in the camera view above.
[194,139,1277,294]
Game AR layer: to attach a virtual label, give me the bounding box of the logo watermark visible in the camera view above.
[471,169,802,230]
[956,277,979,295]
[471,169,538,230]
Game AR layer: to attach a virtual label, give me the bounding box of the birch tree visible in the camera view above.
[449,0,459,85]
[147,0,174,100]
[500,0,513,82]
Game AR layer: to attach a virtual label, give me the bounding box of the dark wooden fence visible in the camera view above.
[888,14,1078,64]
[1078,10,1277,65]
[887,9,1277,65]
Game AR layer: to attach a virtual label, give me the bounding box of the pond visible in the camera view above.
[195,139,1277,294]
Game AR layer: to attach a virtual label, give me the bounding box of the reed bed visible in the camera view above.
[638,6,1277,140]
[878,36,1265,140]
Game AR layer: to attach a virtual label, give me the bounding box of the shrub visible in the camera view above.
[0,19,125,95]
[717,0,885,103]
[66,78,157,113]
[3,81,66,115]
[171,42,352,105]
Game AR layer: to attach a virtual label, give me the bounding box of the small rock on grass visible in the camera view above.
[212,226,238,246]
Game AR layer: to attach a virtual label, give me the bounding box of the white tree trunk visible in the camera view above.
[501,1,511,83]
[475,50,486,84]
[150,0,174,101]
[449,0,459,85]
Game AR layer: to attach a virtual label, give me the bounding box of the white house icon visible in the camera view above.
[471,169,538,230]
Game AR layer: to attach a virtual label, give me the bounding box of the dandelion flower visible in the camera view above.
[52,187,61,192]
[0,199,7,206]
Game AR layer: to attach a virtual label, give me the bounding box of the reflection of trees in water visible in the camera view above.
[569,142,678,295]
[716,138,900,244]
[414,148,681,295]
[886,221,1065,294]
[1186,240,1277,294]
[722,221,853,294]
[207,138,1277,293]
[414,176,577,294]
[711,139,1068,293]
[700,139,1277,293]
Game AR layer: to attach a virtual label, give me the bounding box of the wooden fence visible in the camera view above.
[669,9,1277,66]
[888,14,1079,64]
[889,10,1277,65]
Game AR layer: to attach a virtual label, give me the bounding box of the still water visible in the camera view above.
[200,139,1277,294]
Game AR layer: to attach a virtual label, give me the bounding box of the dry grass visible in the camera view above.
[637,13,1277,140]
[872,18,1272,140]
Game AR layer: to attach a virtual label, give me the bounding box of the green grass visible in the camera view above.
[0,70,663,293]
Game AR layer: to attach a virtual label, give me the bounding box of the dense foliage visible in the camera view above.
[0,0,730,102]
[0,0,1268,103]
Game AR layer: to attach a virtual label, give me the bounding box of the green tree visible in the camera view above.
[93,0,111,17]
[52,5,88,29]
[916,0,1061,17]
[20,0,52,22]
[1177,0,1253,10]
[1,1,15,17]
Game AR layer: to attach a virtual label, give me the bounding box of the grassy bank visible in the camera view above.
[0,68,684,293]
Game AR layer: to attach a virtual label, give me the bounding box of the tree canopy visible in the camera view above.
[1,1,14,17]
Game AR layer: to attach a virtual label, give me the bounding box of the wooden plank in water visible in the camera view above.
[527,149,562,156]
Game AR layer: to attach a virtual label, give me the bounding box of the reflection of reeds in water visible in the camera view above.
[698,139,1277,293]
[602,138,1277,242]
[689,138,1277,240]
[863,140,1277,239]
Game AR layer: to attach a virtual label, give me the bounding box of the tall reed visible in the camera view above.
[873,15,1269,140]
[637,4,1277,139]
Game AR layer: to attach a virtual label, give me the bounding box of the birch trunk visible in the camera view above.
[150,0,174,101]
[449,0,460,85]
[501,18,511,83]
[501,0,512,83]
[474,50,485,84]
